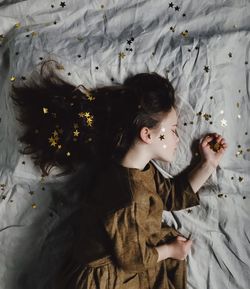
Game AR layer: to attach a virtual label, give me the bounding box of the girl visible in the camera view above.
[11,60,227,289]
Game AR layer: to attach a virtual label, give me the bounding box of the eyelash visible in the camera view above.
[172,129,179,137]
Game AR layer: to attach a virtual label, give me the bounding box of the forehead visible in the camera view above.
[160,108,178,126]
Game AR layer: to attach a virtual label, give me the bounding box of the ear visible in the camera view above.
[140,127,152,144]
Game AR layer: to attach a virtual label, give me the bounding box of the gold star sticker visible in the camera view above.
[159,134,165,140]
[73,129,80,137]
[43,107,49,114]
[119,52,126,59]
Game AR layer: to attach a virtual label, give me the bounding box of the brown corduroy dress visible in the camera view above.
[54,160,200,289]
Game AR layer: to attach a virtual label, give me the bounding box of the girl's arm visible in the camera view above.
[187,133,228,193]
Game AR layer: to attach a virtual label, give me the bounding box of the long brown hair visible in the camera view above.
[11,59,176,176]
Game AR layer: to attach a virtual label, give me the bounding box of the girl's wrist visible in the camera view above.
[200,159,217,171]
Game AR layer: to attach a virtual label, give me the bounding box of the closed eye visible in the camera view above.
[172,129,179,137]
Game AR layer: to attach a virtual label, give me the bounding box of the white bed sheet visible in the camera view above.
[0,0,250,288]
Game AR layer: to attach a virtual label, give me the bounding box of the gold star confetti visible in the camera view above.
[85,91,95,101]
[208,139,222,152]
[119,52,126,59]
[15,23,21,28]
[84,112,90,118]
[48,136,57,147]
[32,203,37,209]
[159,134,165,140]
[204,65,210,73]
[221,119,227,127]
[73,129,80,137]
[203,113,211,121]
[180,30,188,37]
[43,107,49,114]
[78,112,85,118]
[52,130,58,137]
[58,144,62,149]
[10,76,16,82]
[86,116,93,127]
[66,152,71,156]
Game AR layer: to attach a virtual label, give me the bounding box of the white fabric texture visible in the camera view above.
[0,0,250,288]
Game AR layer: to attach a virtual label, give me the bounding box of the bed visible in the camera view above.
[0,0,249,288]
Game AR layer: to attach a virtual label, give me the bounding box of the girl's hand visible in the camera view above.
[167,236,193,260]
[199,133,228,168]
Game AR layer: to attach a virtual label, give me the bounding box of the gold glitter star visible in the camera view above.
[43,107,49,114]
[78,112,85,118]
[48,136,57,147]
[66,152,71,157]
[119,52,126,59]
[180,30,188,37]
[73,129,80,137]
[57,144,62,149]
[53,130,58,137]
[86,117,93,127]
[84,112,91,118]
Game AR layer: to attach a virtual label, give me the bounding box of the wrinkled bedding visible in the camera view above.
[0,0,249,288]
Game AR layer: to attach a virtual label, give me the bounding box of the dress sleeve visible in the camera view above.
[102,202,159,273]
[154,167,200,211]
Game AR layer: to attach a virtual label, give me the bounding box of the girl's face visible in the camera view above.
[150,107,180,162]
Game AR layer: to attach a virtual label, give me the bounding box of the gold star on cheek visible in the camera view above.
[159,134,165,140]
[43,107,49,114]
[73,129,80,137]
